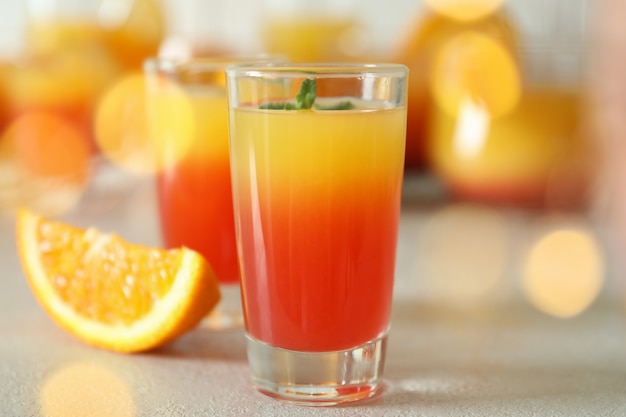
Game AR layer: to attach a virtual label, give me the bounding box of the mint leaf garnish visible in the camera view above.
[315,101,355,111]
[258,78,354,110]
[296,78,316,109]
[259,78,315,110]
[259,102,297,110]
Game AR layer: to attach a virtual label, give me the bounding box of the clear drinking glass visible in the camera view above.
[226,63,408,405]
[144,56,278,330]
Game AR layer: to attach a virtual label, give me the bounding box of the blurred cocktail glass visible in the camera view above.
[261,0,366,62]
[143,56,280,330]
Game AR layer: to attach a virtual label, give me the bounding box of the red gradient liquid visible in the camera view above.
[156,92,239,284]
[157,156,239,284]
[230,107,406,351]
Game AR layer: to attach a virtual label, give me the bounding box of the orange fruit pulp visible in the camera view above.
[16,208,221,353]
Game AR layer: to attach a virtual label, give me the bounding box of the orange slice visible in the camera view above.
[16,209,220,353]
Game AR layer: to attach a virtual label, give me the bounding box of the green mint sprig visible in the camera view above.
[259,78,354,111]
[315,101,355,110]
[295,78,316,109]
[259,102,297,110]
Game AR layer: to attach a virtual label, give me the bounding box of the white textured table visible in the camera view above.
[2,171,626,416]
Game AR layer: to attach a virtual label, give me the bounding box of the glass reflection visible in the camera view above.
[451,97,491,160]
[40,361,135,417]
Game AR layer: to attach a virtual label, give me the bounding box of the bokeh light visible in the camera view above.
[416,203,512,304]
[522,218,605,318]
[451,96,491,160]
[95,72,195,175]
[430,31,521,119]
[0,111,91,216]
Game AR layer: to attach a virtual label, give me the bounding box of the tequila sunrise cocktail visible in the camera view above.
[227,64,408,405]
[145,57,276,330]
[155,83,237,283]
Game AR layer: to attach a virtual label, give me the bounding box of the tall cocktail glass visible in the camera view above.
[226,63,408,405]
[144,57,277,330]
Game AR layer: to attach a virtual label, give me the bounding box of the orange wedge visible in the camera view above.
[16,209,220,353]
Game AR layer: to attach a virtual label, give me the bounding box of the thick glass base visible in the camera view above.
[201,284,244,331]
[246,333,387,406]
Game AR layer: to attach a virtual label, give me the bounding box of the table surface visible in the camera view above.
[2,168,626,417]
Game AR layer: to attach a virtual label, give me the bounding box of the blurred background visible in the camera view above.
[0,0,625,319]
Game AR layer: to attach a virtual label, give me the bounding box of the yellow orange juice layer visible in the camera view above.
[230,105,406,351]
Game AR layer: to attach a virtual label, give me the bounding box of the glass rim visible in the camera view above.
[143,54,284,75]
[225,62,409,78]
